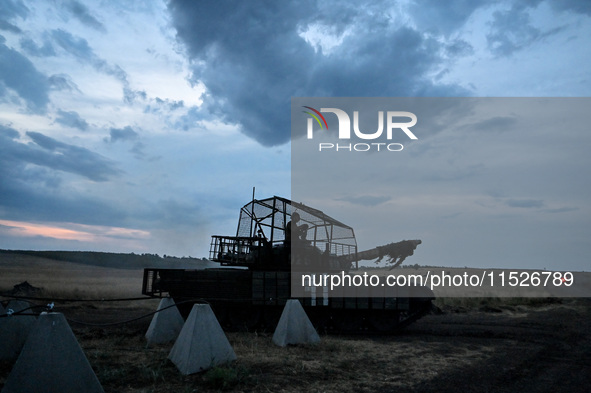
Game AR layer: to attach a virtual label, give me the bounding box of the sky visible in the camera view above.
[291,97,590,272]
[0,0,589,267]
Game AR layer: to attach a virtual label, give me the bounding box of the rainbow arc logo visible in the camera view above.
[302,106,328,130]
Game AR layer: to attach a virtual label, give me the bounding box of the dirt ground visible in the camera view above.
[1,297,590,393]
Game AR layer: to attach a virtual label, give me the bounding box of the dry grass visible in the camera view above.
[0,252,144,300]
[64,327,501,393]
[2,252,590,392]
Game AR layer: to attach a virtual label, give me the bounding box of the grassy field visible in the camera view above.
[1,251,590,392]
[0,251,146,299]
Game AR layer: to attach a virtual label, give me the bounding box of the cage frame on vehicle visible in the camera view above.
[208,196,358,268]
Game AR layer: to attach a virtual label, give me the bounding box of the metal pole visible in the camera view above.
[249,187,255,237]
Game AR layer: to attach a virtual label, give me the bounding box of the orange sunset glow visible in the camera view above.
[0,220,150,243]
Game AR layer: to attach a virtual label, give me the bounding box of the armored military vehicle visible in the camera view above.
[142,196,433,332]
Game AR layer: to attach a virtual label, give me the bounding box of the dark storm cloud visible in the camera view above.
[24,131,120,181]
[0,174,124,225]
[0,43,49,113]
[0,0,28,33]
[0,125,43,185]
[64,0,107,33]
[167,0,467,147]
[0,127,118,182]
[0,125,121,224]
[55,109,89,131]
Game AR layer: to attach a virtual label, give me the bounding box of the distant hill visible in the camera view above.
[0,249,214,270]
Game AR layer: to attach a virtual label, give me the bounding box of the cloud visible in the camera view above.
[550,0,591,16]
[0,20,21,34]
[155,97,184,110]
[167,0,468,147]
[105,126,138,143]
[408,0,491,35]
[0,219,149,243]
[445,39,474,57]
[1,127,119,185]
[23,131,120,181]
[54,109,89,131]
[103,126,149,160]
[129,141,146,159]
[0,125,122,226]
[0,123,19,139]
[0,0,28,33]
[64,0,107,33]
[48,73,80,92]
[19,37,56,57]
[50,28,145,103]
[0,42,49,113]
[50,28,95,60]
[487,3,565,56]
[0,175,125,227]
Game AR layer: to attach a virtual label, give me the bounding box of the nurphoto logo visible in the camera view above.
[303,106,418,152]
